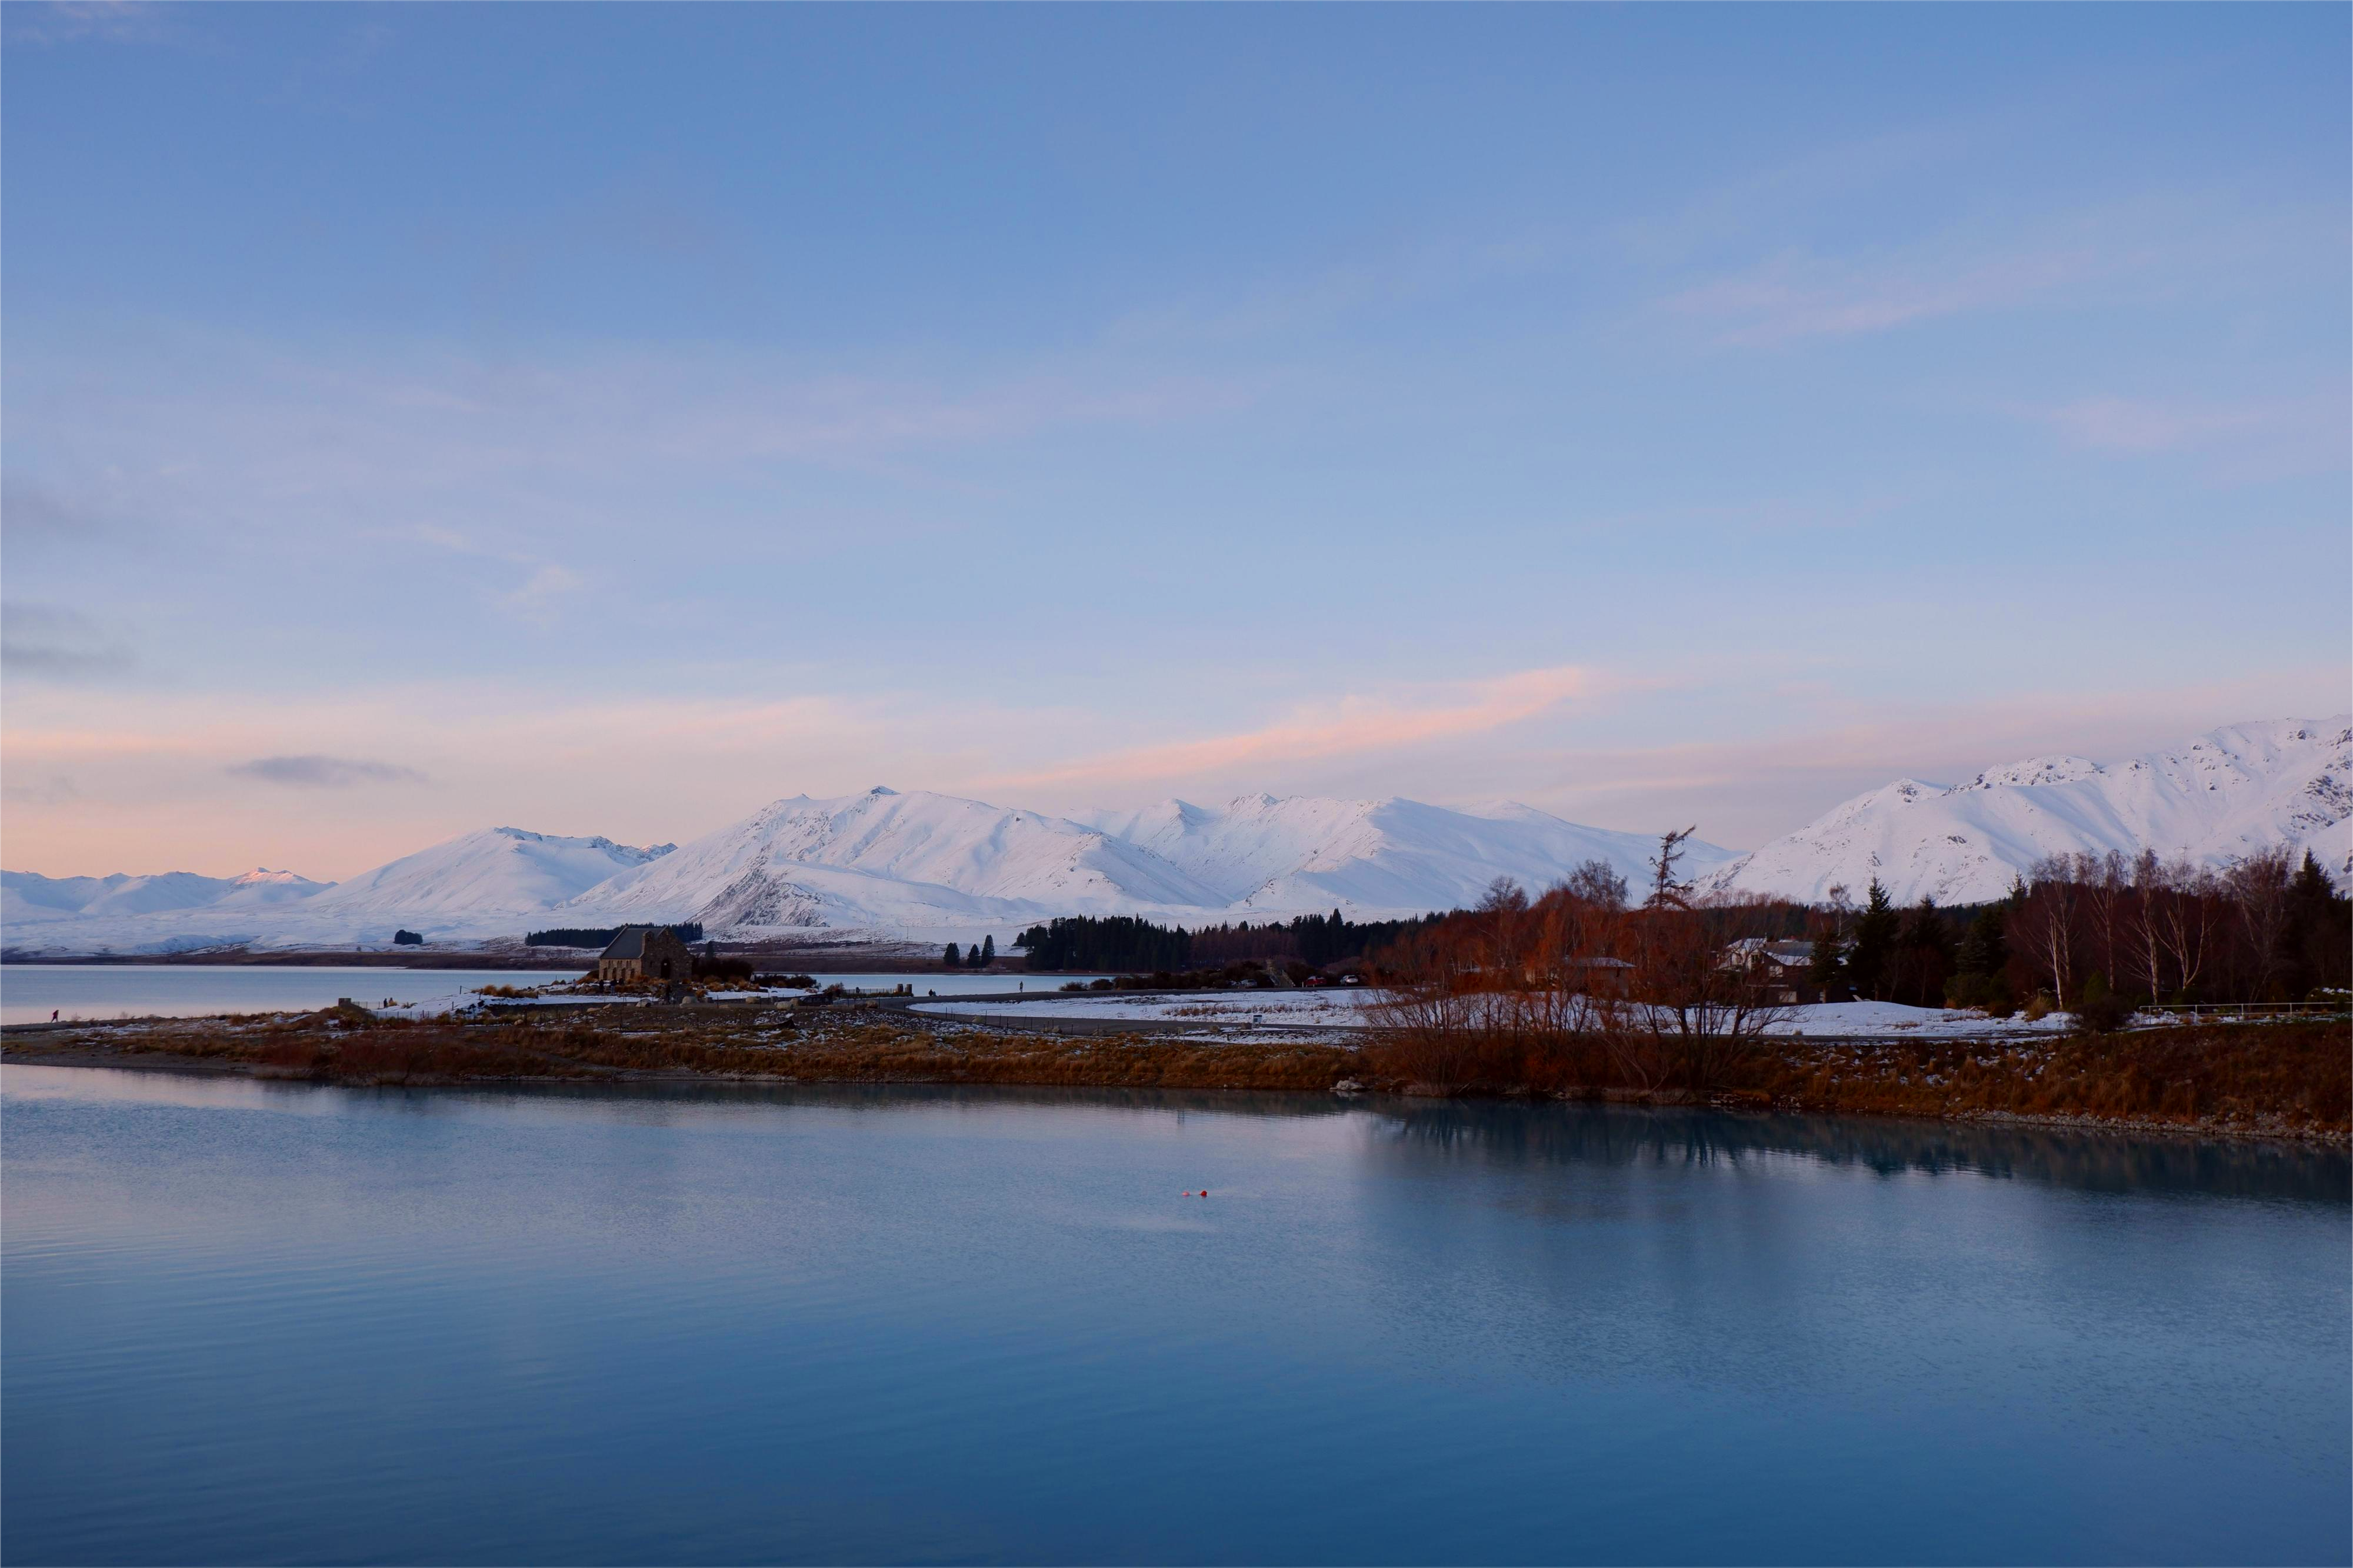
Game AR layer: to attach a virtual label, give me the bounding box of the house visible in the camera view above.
[1720,938,1819,1004]
[598,925,694,984]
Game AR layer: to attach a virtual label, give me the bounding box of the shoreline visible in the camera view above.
[6,1013,2345,1147]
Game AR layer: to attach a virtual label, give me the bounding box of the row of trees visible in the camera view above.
[1011,910,1443,973]
[1362,830,2350,1092]
[1367,849,1799,1093]
[2004,848,2347,1007]
[1801,848,2350,1012]
[941,936,997,969]
[524,922,704,949]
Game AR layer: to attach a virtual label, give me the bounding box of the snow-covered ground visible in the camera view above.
[1764,1000,2076,1037]
[914,989,1391,1026]
[914,990,2084,1039]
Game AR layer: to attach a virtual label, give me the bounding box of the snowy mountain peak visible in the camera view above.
[561,788,1231,935]
[1079,792,1734,915]
[1958,756,2103,791]
[303,826,676,928]
[231,867,323,888]
[1707,715,2353,905]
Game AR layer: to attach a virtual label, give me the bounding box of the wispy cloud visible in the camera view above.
[0,773,82,808]
[2,476,116,539]
[4,1,183,46]
[5,328,1271,583]
[1,603,135,680]
[504,564,584,619]
[227,755,430,789]
[1665,244,2101,347]
[2035,392,2349,469]
[1659,192,2338,351]
[989,665,1611,792]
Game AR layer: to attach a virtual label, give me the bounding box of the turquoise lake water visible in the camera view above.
[4,1065,2346,1565]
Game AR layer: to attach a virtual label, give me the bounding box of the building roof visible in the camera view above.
[598,925,674,960]
[1722,936,1815,968]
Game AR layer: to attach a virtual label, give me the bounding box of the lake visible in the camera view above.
[0,965,1101,1026]
[4,1066,2346,1566]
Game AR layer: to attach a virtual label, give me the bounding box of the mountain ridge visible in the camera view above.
[0,788,1727,951]
[1703,716,2352,906]
[6,716,2342,952]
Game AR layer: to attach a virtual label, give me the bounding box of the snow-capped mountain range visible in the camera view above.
[0,789,1735,954]
[1703,716,2352,906]
[3,716,2342,954]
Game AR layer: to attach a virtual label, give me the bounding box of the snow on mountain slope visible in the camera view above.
[0,788,1747,949]
[562,788,1229,933]
[1704,716,2353,906]
[305,828,674,922]
[1,867,330,925]
[0,829,671,953]
[1079,793,1739,915]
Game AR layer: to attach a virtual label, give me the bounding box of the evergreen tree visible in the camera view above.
[980,934,996,966]
[2284,850,2352,996]
[943,942,961,967]
[2287,850,2338,923]
[1894,898,1956,1007]
[1954,908,2008,976]
[1846,880,1899,1000]
[966,940,985,968]
[1807,928,1849,1000]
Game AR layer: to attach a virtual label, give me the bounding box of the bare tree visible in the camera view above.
[2154,859,2222,998]
[1562,858,1629,912]
[1611,903,1791,1093]
[2011,858,2082,1004]
[2225,849,2295,1000]
[1647,827,1698,910]
[2123,850,2170,1001]
[2078,850,2128,985]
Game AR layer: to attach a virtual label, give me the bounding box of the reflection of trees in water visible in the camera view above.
[1364,1101,2350,1205]
[446,1077,1352,1124]
[431,1077,2343,1201]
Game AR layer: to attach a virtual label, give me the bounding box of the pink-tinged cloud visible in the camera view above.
[2033,391,2344,475]
[1667,247,2098,347]
[985,665,1607,792]
[2045,396,2268,452]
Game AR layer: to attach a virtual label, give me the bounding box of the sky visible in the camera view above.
[4,2,2348,879]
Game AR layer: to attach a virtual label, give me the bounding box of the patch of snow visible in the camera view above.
[914,989,1391,1025]
[1764,1000,2077,1037]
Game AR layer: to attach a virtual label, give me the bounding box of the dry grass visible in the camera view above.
[1748,1023,2351,1135]
[1361,1020,2349,1137]
[10,1006,1355,1093]
[8,1007,2342,1139]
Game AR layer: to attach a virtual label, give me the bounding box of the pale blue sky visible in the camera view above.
[4,3,2347,877]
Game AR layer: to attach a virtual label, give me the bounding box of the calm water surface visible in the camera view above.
[0,965,1096,1025]
[4,1066,2346,1566]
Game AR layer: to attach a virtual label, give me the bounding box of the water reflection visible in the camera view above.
[6,1066,2345,1566]
[1361,1099,2352,1205]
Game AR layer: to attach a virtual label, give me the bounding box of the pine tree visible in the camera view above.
[1846,880,1899,1000]
[943,942,961,967]
[966,940,984,968]
[1955,908,2008,976]
[1805,933,1848,1000]
[1894,898,1955,1006]
[1647,827,1697,909]
[980,934,996,966]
